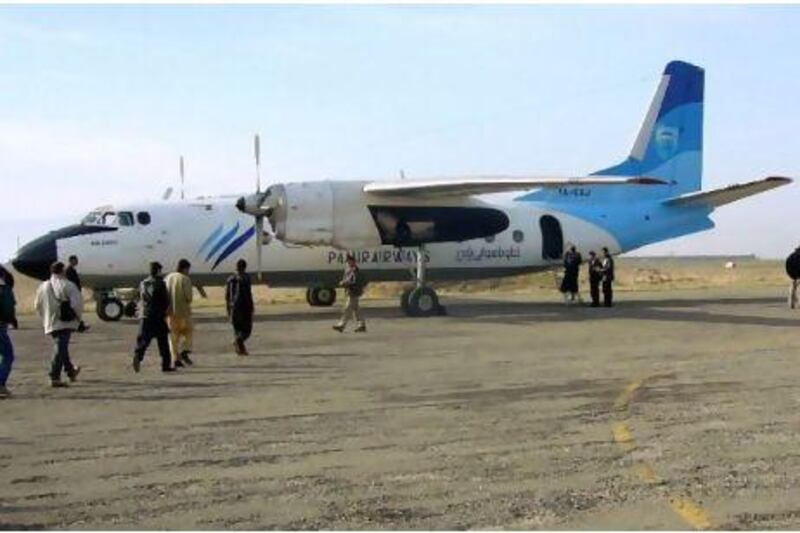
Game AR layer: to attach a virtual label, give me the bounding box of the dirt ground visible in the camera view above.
[2,286,800,530]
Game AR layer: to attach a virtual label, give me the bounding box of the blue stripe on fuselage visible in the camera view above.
[205,222,240,262]
[212,225,256,270]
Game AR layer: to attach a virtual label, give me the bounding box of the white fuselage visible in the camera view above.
[52,196,620,290]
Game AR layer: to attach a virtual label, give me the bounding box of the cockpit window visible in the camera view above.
[101,212,118,226]
[118,211,134,226]
[137,212,151,225]
[81,211,103,225]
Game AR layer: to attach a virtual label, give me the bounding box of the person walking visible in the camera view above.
[600,247,615,308]
[165,259,194,367]
[587,251,602,307]
[560,245,583,303]
[34,262,83,388]
[0,266,17,398]
[333,254,366,333]
[132,262,174,373]
[225,259,255,355]
[65,255,89,332]
[785,246,800,309]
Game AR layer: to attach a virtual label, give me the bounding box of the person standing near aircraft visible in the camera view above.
[587,251,602,307]
[333,254,366,333]
[0,265,17,398]
[785,246,800,309]
[560,245,583,303]
[166,259,194,367]
[600,247,615,307]
[225,259,255,356]
[34,262,83,388]
[65,255,89,332]
[132,262,174,373]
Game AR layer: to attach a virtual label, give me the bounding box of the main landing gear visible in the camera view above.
[306,285,337,307]
[401,245,445,318]
[95,290,138,322]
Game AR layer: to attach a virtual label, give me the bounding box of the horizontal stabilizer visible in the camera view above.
[363,176,666,198]
[663,176,792,208]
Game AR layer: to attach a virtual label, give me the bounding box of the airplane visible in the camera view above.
[11,60,791,321]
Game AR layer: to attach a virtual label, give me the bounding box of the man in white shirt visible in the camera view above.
[34,261,84,387]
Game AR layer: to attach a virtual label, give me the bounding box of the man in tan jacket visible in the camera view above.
[165,259,194,367]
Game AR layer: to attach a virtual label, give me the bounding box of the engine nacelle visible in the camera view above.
[267,181,383,249]
[265,180,510,250]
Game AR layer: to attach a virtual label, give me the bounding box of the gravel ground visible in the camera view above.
[1,287,799,529]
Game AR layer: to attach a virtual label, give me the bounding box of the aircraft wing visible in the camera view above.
[362,175,667,198]
[663,176,792,208]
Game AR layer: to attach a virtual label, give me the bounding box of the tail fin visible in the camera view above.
[593,60,704,195]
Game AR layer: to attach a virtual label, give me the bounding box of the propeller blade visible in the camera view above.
[255,215,264,281]
[254,133,261,193]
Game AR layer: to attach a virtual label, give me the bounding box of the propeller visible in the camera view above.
[254,134,264,280]
[179,155,185,200]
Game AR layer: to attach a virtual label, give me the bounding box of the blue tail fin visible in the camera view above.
[593,60,704,195]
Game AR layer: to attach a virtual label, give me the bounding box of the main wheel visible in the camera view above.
[405,286,440,317]
[123,301,138,318]
[314,287,337,306]
[307,286,337,307]
[97,297,124,322]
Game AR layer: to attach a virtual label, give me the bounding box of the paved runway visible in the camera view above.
[2,289,799,529]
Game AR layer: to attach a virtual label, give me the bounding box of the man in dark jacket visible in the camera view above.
[65,255,89,332]
[600,247,615,307]
[786,246,800,309]
[225,259,255,356]
[333,254,366,333]
[587,251,602,307]
[560,245,583,303]
[0,265,17,398]
[132,262,174,373]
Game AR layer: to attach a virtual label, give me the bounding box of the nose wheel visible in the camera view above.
[96,294,124,322]
[400,245,444,317]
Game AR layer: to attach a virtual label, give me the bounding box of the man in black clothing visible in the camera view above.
[65,255,89,332]
[600,247,615,307]
[132,262,174,373]
[65,256,82,290]
[587,251,602,307]
[225,259,255,355]
[560,245,583,303]
[786,246,800,308]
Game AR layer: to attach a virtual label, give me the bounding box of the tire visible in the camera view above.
[314,287,337,306]
[405,286,440,317]
[97,297,124,322]
[306,287,315,306]
[123,301,138,318]
[400,286,414,314]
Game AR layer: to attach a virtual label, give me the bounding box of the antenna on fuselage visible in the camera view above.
[179,155,186,201]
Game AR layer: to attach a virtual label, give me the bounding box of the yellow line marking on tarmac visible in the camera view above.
[612,376,715,530]
[631,462,660,484]
[669,497,714,530]
[614,378,645,411]
[611,421,636,452]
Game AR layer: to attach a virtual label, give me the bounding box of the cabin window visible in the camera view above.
[118,212,134,226]
[137,212,151,225]
[485,234,495,243]
[512,230,524,243]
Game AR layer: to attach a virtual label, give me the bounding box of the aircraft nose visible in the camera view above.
[12,233,57,280]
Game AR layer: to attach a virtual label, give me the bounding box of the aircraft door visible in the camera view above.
[539,215,563,261]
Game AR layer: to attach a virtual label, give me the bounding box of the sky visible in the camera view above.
[1,4,799,260]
